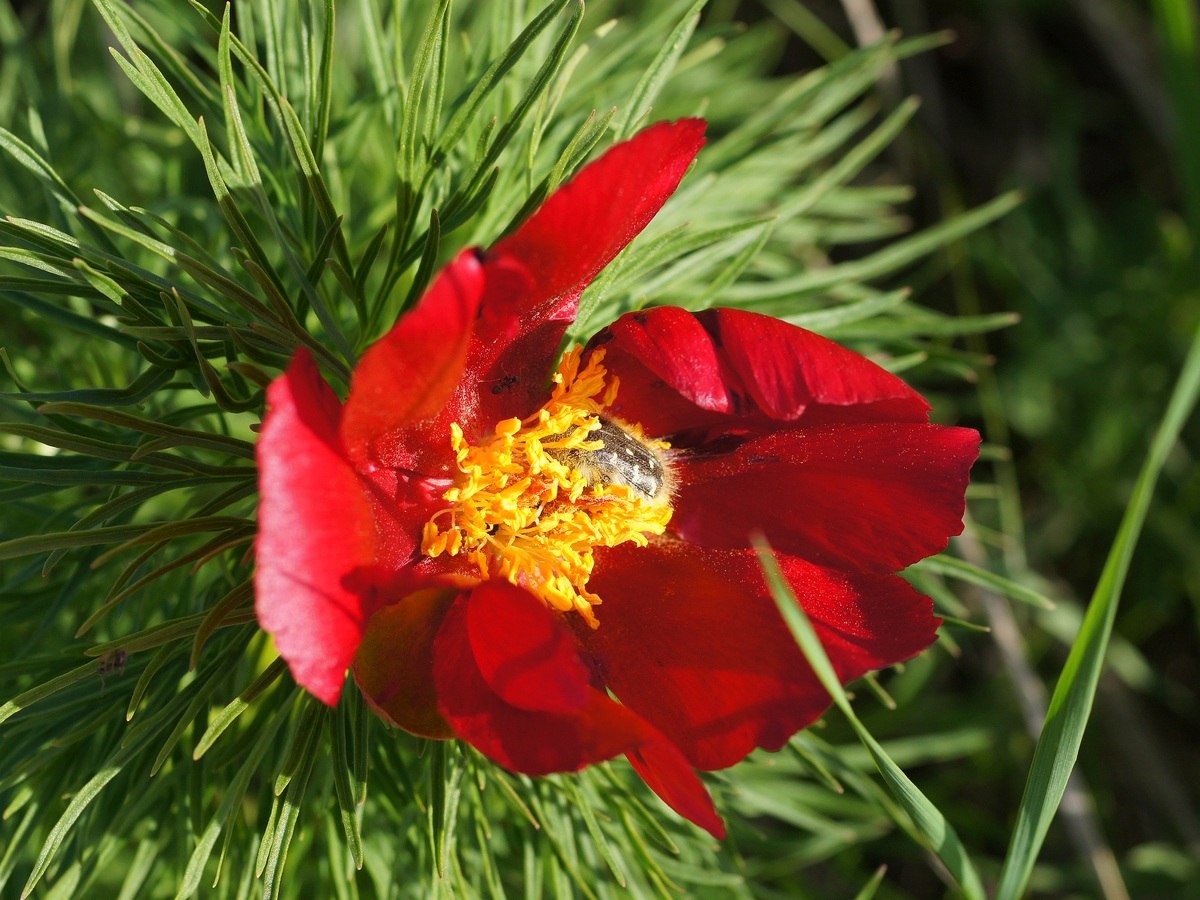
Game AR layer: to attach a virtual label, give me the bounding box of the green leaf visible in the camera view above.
[1153,0,1200,260]
[149,650,234,776]
[0,289,123,352]
[35,402,255,458]
[399,0,451,187]
[262,703,325,900]
[547,107,617,194]
[612,0,704,142]
[437,0,573,168]
[567,777,628,887]
[853,864,889,900]
[177,696,293,898]
[727,191,1024,301]
[274,696,326,797]
[311,0,336,164]
[786,288,909,331]
[0,661,97,727]
[0,364,174,406]
[0,125,85,215]
[191,581,256,669]
[19,677,191,897]
[126,645,179,721]
[330,701,364,870]
[684,219,776,310]
[86,610,256,660]
[192,657,288,761]
[403,207,441,309]
[762,0,851,61]
[0,521,170,562]
[440,0,584,226]
[912,554,1057,611]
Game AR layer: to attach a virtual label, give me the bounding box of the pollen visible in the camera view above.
[420,348,673,627]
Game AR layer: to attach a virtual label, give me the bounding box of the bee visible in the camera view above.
[549,417,672,504]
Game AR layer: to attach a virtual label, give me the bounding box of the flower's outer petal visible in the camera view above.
[466,579,590,714]
[470,119,708,426]
[594,307,932,439]
[434,583,723,836]
[256,349,378,706]
[489,118,707,322]
[594,306,739,433]
[353,587,458,739]
[626,743,725,839]
[672,422,980,573]
[340,250,485,462]
[582,543,941,771]
[703,308,929,422]
[434,587,626,771]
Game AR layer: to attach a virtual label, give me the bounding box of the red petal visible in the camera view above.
[433,586,723,835]
[340,250,485,463]
[582,543,941,771]
[489,118,706,319]
[434,589,646,771]
[255,350,378,706]
[353,587,458,739]
[439,588,724,835]
[627,743,725,839]
[596,306,739,436]
[466,119,708,427]
[467,580,590,714]
[672,422,980,573]
[702,308,930,422]
[594,307,932,439]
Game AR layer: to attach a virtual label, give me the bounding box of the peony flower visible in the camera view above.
[255,119,980,839]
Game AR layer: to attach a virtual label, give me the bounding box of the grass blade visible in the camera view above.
[995,323,1200,898]
[613,0,704,142]
[913,554,1056,611]
[754,539,986,900]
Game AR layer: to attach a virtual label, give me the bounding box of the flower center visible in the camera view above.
[420,348,673,628]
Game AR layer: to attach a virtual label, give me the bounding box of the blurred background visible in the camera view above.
[744,0,1200,896]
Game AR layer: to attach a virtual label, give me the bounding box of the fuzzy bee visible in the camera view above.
[548,417,672,504]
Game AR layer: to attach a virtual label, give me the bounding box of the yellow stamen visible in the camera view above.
[420,348,672,627]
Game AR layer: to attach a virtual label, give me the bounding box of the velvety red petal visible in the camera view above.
[701,308,930,422]
[597,306,740,433]
[582,543,941,771]
[489,118,706,319]
[340,250,485,463]
[466,580,590,714]
[465,119,708,428]
[435,588,637,772]
[255,350,378,706]
[353,587,458,739]
[627,743,725,839]
[672,422,980,573]
[433,586,723,835]
[593,306,932,440]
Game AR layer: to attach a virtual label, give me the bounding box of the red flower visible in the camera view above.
[255,119,980,839]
